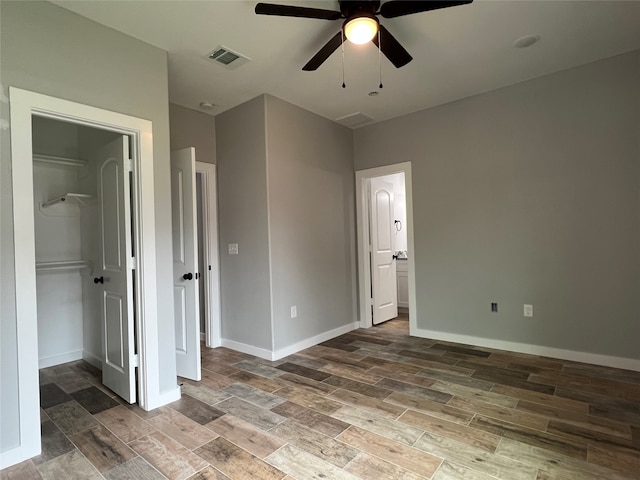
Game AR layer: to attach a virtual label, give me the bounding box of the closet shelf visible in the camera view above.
[33,154,87,168]
[42,193,93,208]
[36,260,91,272]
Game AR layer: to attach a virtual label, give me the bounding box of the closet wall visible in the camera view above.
[32,117,119,368]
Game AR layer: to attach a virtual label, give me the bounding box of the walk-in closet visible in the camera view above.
[32,116,127,373]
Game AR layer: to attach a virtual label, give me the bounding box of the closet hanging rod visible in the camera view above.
[33,153,87,168]
[42,193,93,208]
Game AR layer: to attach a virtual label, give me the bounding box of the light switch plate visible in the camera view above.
[228,243,238,255]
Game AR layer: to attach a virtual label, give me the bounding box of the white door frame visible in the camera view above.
[8,87,160,464]
[195,162,221,348]
[355,162,417,333]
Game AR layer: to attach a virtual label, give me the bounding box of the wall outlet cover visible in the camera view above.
[524,304,534,317]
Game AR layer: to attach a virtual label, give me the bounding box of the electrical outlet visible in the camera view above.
[228,243,238,255]
[290,306,297,318]
[491,302,498,312]
[524,304,533,317]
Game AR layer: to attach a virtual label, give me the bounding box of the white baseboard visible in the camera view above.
[221,339,274,361]
[0,443,41,470]
[38,350,83,369]
[144,386,181,411]
[272,322,360,360]
[220,322,360,361]
[412,327,640,372]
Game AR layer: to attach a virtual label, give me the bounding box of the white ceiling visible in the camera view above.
[52,0,640,127]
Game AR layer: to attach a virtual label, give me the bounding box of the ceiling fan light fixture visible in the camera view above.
[344,16,378,45]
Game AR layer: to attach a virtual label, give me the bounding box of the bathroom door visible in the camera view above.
[370,177,398,324]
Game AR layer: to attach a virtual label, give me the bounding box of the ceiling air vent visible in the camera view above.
[335,112,374,129]
[207,46,251,70]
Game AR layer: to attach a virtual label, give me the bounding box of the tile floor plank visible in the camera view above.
[265,444,357,480]
[35,450,102,480]
[44,401,99,435]
[345,451,426,479]
[69,424,136,473]
[399,410,501,452]
[195,438,284,480]
[495,438,634,480]
[332,405,424,446]
[414,431,538,480]
[147,408,218,450]
[129,431,208,480]
[95,405,157,443]
[270,400,350,437]
[206,414,285,459]
[338,426,442,478]
[270,419,359,467]
[103,456,168,480]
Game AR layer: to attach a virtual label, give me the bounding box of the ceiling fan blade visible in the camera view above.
[372,25,412,68]
[302,31,344,71]
[380,0,473,18]
[255,3,342,20]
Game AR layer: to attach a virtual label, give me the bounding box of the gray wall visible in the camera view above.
[215,96,273,350]
[354,51,640,360]
[169,103,216,164]
[265,96,356,351]
[1,0,177,452]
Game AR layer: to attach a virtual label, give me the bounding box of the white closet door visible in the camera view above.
[370,178,398,325]
[96,135,136,403]
[171,148,201,381]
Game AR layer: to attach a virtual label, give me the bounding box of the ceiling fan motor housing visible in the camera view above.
[339,0,381,19]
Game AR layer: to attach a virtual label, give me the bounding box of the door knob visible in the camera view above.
[183,272,193,280]
[93,276,104,284]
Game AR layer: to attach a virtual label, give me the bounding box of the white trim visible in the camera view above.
[8,88,44,465]
[221,338,274,361]
[195,162,221,348]
[272,322,360,361]
[221,322,360,361]
[355,162,417,332]
[38,350,84,369]
[0,446,34,471]
[146,386,182,410]
[264,96,276,354]
[7,87,161,467]
[413,327,640,372]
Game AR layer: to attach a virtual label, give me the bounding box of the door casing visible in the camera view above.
[355,162,417,332]
[8,87,162,465]
[195,162,221,348]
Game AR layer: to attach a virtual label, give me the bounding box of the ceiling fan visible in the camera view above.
[255,1,473,71]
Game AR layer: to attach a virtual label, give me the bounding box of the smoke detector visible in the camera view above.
[207,46,251,70]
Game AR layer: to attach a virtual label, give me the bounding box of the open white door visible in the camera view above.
[171,148,201,381]
[370,177,398,325]
[96,136,136,403]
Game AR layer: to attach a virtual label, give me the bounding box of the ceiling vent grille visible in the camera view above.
[207,46,251,70]
[335,112,374,129]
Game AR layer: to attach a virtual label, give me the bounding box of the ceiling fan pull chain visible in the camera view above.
[341,29,346,88]
[378,28,383,89]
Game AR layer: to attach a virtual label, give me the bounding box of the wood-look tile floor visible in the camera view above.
[3,315,640,480]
